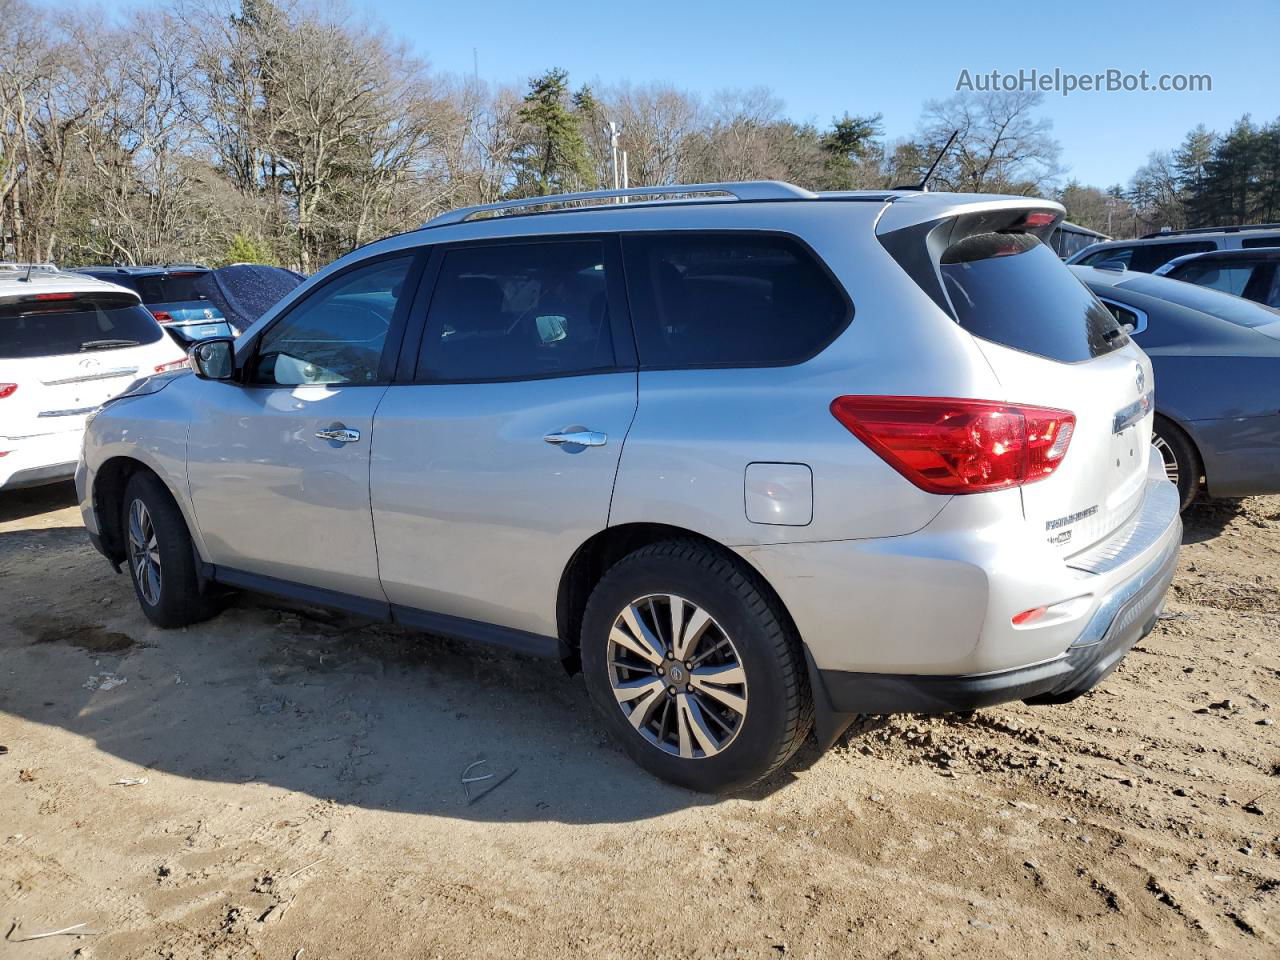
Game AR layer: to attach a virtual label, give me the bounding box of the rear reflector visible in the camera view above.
[154,359,190,374]
[1012,606,1048,626]
[151,311,174,323]
[830,396,1076,495]
[0,383,17,399]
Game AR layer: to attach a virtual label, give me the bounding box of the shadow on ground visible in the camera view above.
[0,523,813,825]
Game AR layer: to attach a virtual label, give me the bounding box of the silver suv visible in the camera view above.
[77,182,1182,792]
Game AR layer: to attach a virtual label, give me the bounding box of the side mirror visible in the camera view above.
[189,338,236,381]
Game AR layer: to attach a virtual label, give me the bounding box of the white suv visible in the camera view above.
[77,183,1182,791]
[1,265,187,492]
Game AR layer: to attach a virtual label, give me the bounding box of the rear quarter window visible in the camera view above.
[940,233,1126,363]
[621,233,850,368]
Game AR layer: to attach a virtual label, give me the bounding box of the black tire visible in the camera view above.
[580,539,812,792]
[121,472,223,628]
[1152,416,1201,512]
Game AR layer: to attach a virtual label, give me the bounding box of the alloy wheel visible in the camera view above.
[127,498,162,606]
[607,594,748,759]
[1152,434,1179,485]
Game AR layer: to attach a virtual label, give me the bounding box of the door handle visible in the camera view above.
[316,426,361,443]
[543,430,607,447]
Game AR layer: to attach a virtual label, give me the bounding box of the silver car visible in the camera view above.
[77,182,1182,792]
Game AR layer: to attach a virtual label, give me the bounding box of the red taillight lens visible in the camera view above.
[151,311,174,323]
[1018,211,1058,228]
[0,383,17,399]
[830,396,1076,495]
[154,359,190,374]
[32,292,76,301]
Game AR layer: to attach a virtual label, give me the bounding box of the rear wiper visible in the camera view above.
[80,339,140,350]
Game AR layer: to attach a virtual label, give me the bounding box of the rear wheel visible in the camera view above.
[122,472,223,628]
[580,540,811,792]
[1152,416,1201,511]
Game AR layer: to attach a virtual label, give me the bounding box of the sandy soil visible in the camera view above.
[1,482,1277,959]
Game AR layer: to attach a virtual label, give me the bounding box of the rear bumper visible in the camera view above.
[0,430,83,491]
[816,527,1179,713]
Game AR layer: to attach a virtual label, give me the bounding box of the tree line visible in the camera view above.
[2,0,1275,272]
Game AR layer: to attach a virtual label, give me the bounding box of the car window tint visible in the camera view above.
[0,293,164,358]
[622,233,849,368]
[1080,246,1134,267]
[249,256,412,386]
[1118,273,1280,328]
[418,240,615,381]
[1241,237,1280,249]
[1172,261,1256,296]
[1130,242,1216,273]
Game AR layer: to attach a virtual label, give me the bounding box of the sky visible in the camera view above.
[369,0,1280,188]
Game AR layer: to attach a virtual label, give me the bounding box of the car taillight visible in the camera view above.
[151,310,174,323]
[154,359,190,374]
[830,396,1076,495]
[0,383,17,399]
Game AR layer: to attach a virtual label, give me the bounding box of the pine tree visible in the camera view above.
[510,68,592,198]
[1174,125,1217,226]
[818,113,882,190]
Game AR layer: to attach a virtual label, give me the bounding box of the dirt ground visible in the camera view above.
[1,482,1277,959]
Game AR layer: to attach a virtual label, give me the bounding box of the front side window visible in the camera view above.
[417,240,616,381]
[1130,241,1215,273]
[249,256,413,386]
[1079,246,1134,267]
[622,233,849,368]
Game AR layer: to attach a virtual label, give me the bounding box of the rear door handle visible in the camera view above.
[316,426,361,443]
[543,430,607,447]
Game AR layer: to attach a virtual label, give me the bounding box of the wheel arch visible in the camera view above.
[1153,409,1206,493]
[93,456,190,567]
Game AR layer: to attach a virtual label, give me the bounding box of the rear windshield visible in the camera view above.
[1119,273,1280,328]
[941,234,1126,362]
[0,294,164,358]
[133,272,208,303]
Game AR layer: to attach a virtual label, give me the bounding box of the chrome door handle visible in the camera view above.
[315,427,361,443]
[543,430,607,447]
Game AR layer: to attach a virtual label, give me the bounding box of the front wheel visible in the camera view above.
[1152,417,1201,512]
[122,472,223,628]
[580,540,812,792]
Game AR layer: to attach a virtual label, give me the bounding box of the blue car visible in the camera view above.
[73,265,234,345]
[1071,264,1280,510]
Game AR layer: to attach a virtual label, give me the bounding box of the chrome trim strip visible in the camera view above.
[1067,478,1179,575]
[38,406,99,418]
[41,366,138,386]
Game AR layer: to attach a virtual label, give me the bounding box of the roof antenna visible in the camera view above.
[893,129,958,192]
[22,263,33,282]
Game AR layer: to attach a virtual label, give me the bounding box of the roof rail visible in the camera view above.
[1139,222,1280,239]
[0,262,60,281]
[423,181,818,228]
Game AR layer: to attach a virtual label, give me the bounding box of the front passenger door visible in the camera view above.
[187,252,422,604]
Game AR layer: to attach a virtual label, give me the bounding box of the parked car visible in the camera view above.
[1067,223,1280,273]
[193,264,306,335]
[77,183,1181,792]
[1,264,188,492]
[1071,264,1280,510]
[1152,247,1280,308]
[1049,220,1108,260]
[74,265,234,344]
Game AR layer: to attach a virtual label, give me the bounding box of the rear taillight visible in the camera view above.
[151,310,174,323]
[0,383,17,399]
[154,359,189,374]
[830,396,1076,495]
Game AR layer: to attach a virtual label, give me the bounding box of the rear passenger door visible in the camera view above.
[369,237,637,645]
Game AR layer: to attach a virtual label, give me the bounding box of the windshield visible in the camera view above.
[0,294,164,358]
[1118,274,1280,328]
[941,234,1126,362]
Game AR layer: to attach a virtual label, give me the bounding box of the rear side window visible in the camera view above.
[941,233,1126,363]
[1168,260,1256,296]
[0,293,163,358]
[1130,241,1215,273]
[1242,237,1280,249]
[622,233,850,368]
[418,239,616,382]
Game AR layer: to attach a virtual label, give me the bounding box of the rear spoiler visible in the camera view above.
[876,197,1065,318]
